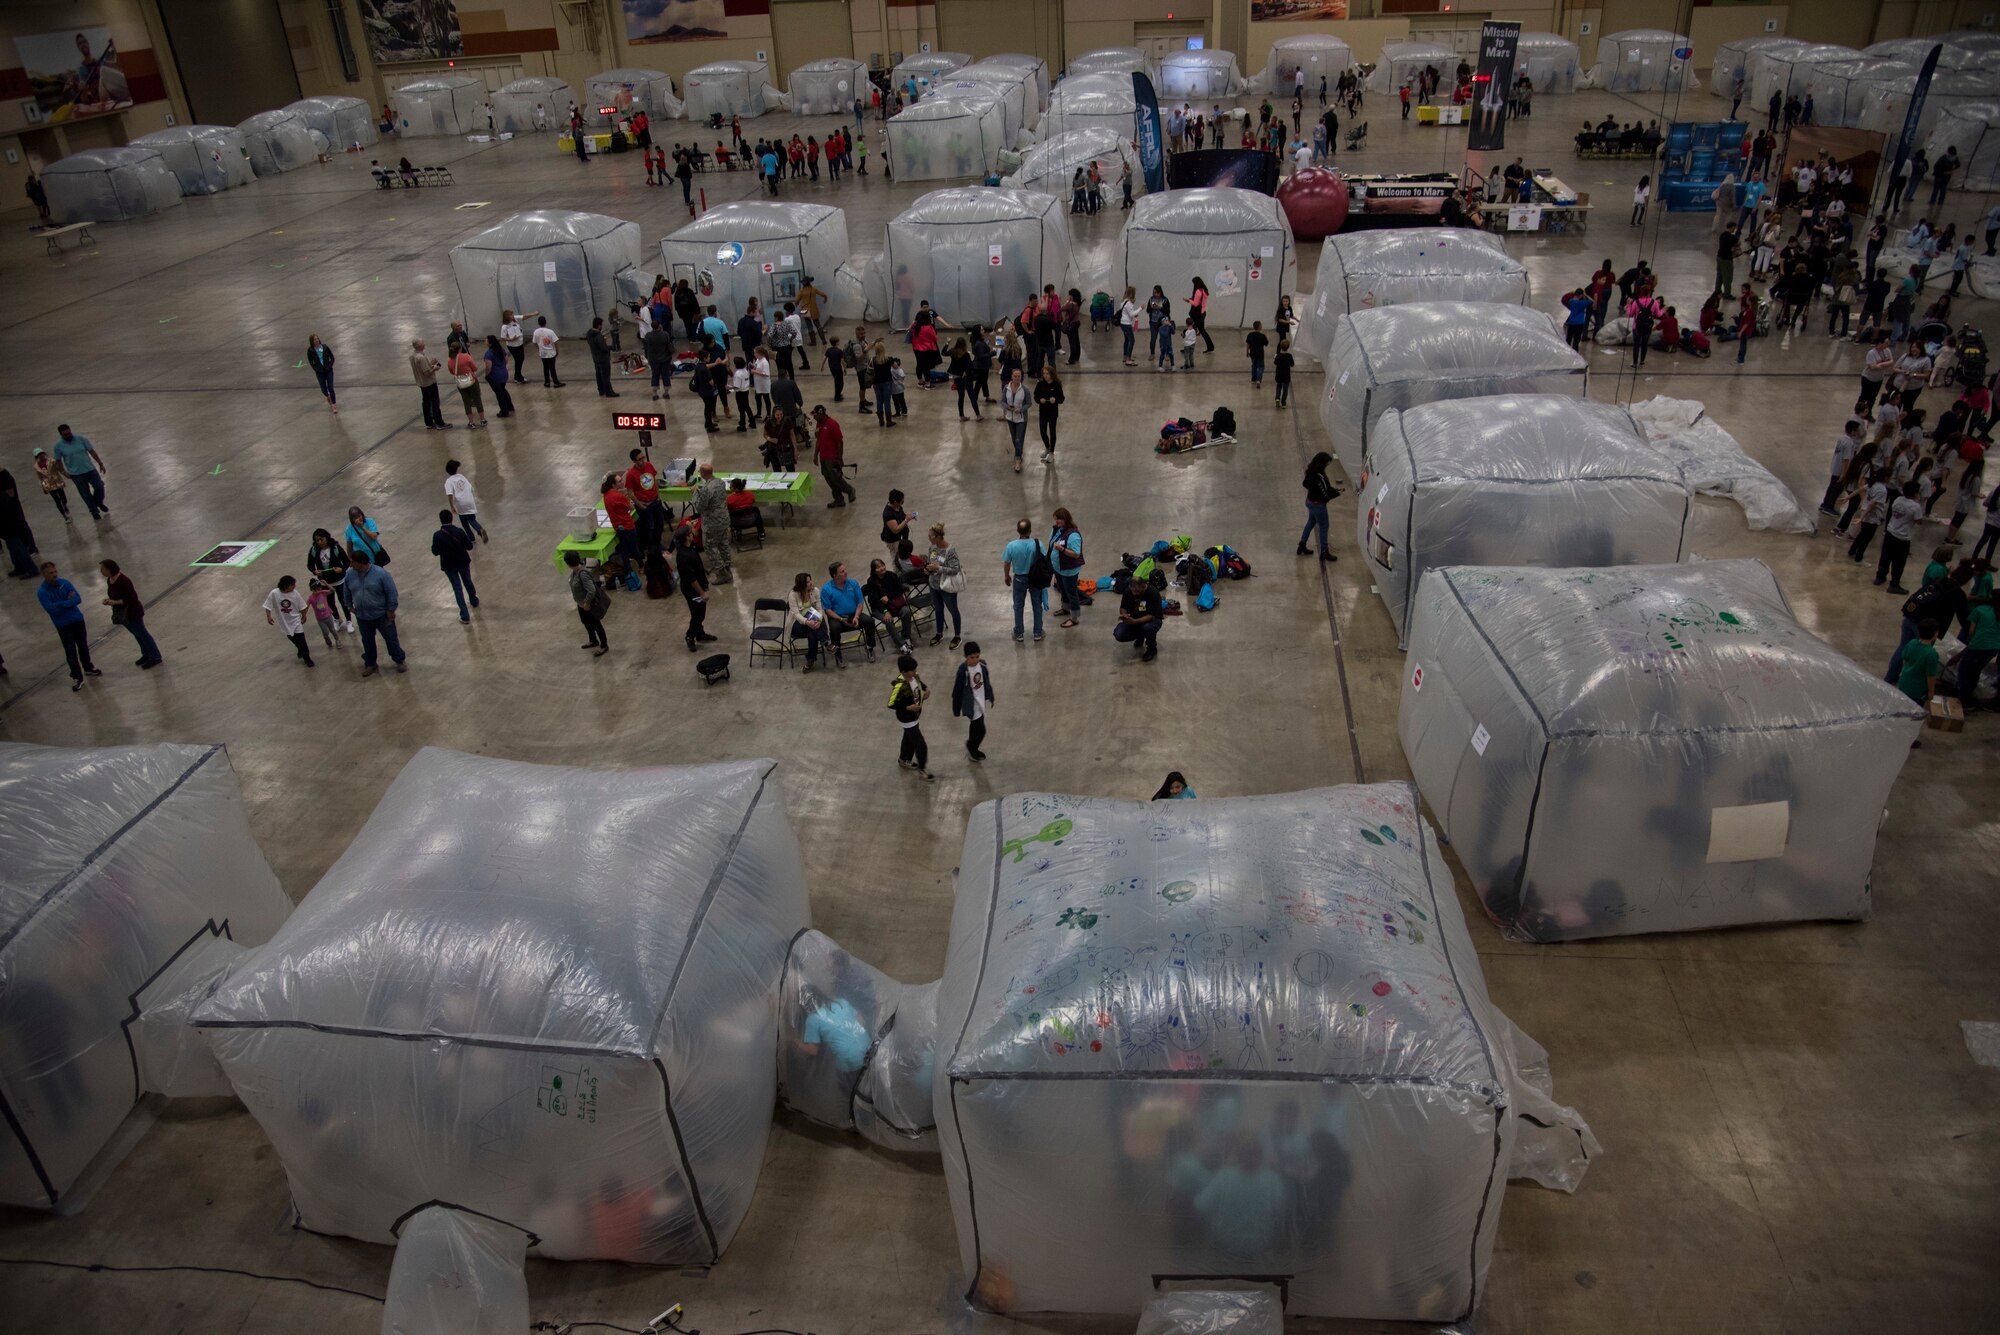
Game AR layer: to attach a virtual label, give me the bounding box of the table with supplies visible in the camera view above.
[664,470,814,525]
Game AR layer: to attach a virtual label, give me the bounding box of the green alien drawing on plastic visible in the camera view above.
[1002,817,1072,864]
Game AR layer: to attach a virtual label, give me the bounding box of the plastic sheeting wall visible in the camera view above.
[194,750,810,1264]
[1366,42,1455,94]
[1262,34,1353,93]
[684,61,770,119]
[1303,229,1526,361]
[1033,72,1136,147]
[1399,562,1924,942]
[237,109,317,177]
[789,58,867,116]
[1120,188,1297,329]
[1926,101,2000,191]
[1711,37,1804,99]
[1790,58,1918,129]
[1863,37,1986,70]
[1586,31,1697,94]
[1858,70,2000,141]
[40,148,183,223]
[658,201,850,329]
[381,1205,530,1335]
[393,76,484,136]
[287,95,376,148]
[130,126,252,196]
[586,69,677,124]
[886,93,1009,182]
[491,78,572,134]
[953,61,1041,139]
[0,743,290,1209]
[1747,44,1858,109]
[1003,127,1139,203]
[1157,50,1244,100]
[451,210,644,341]
[934,785,1595,1321]
[1066,47,1149,80]
[892,52,971,96]
[1319,302,1586,476]
[778,929,938,1152]
[884,188,1072,328]
[982,53,1052,111]
[1360,396,1692,645]
[1516,33,1581,93]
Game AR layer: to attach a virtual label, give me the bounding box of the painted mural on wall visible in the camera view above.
[360,0,464,63]
[15,28,132,123]
[624,0,728,44]
[1251,1,1351,20]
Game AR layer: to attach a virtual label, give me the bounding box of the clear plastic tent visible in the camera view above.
[935,785,1597,1320]
[0,743,290,1210]
[585,68,678,124]
[1711,36,1804,100]
[1859,68,2000,140]
[891,51,971,96]
[392,74,484,136]
[1319,302,1587,476]
[981,53,1052,111]
[789,57,867,116]
[381,1205,530,1335]
[39,147,183,223]
[450,210,644,339]
[1359,396,1692,646]
[1584,30,1697,93]
[886,91,1009,182]
[1748,44,1857,109]
[684,60,771,119]
[1863,37,1986,70]
[1626,396,1815,534]
[490,77,572,134]
[1302,229,1526,361]
[777,929,938,1152]
[286,94,376,148]
[129,125,252,196]
[1925,101,2000,191]
[883,187,1072,328]
[193,750,810,1264]
[1366,42,1456,94]
[1002,127,1139,203]
[953,60,1042,138]
[1066,47,1149,80]
[1157,49,1246,99]
[927,76,1022,148]
[1792,58,1917,128]
[237,108,318,177]
[658,201,850,329]
[1120,187,1297,329]
[1398,561,1924,942]
[1034,72,1137,147]
[1515,33,1582,92]
[1260,33,1354,94]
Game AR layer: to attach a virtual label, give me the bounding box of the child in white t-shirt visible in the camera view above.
[1181,323,1198,369]
[263,576,314,667]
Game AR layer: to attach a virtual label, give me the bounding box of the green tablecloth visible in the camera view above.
[662,471,814,505]
[551,527,616,571]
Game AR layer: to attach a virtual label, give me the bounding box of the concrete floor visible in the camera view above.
[1,82,1996,1334]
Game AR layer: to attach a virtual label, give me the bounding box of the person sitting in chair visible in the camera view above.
[725,477,764,540]
[397,156,419,185]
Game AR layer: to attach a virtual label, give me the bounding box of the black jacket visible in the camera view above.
[952,661,994,717]
[643,326,674,363]
[432,525,474,572]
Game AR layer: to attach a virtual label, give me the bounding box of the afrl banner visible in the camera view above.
[1466,21,1521,154]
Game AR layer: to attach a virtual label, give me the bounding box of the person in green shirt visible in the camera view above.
[1920,546,1952,589]
[1957,599,2000,708]
[1897,619,1942,736]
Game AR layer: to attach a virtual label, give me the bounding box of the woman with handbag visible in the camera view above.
[565,550,609,656]
[448,344,488,428]
[925,522,964,648]
[1049,507,1085,627]
[344,507,390,568]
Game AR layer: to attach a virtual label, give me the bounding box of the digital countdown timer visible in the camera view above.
[613,413,668,431]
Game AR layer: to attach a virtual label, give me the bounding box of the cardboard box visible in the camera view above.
[1928,697,1965,733]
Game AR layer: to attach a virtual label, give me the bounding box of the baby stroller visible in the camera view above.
[1345,122,1368,151]
[1956,324,1988,388]
[1089,292,1114,330]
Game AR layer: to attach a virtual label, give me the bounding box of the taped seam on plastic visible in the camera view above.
[1511,747,1554,938]
[0,743,222,954]
[388,1198,542,1247]
[119,917,235,1102]
[0,1088,56,1207]
[652,1055,721,1263]
[1544,710,1929,739]
[951,804,1009,1308]
[1409,471,1692,487]
[188,1020,646,1060]
[843,1013,896,1130]
[1439,570,1550,735]
[947,1070,1504,1101]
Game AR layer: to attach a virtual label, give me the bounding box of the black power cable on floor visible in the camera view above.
[0,1255,385,1303]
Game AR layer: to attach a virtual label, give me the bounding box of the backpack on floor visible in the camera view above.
[1211,406,1237,436]
[1194,583,1217,611]
[1206,544,1252,579]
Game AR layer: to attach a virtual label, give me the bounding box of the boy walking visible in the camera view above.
[889,654,933,779]
[1246,322,1269,388]
[263,575,315,667]
[1273,339,1295,407]
[952,641,993,761]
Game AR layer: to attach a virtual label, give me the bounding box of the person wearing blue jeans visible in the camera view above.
[99,559,161,668]
[1298,452,1340,561]
[432,511,478,623]
[1156,316,1177,371]
[51,425,108,520]
[342,548,406,674]
[1002,519,1047,642]
[38,561,100,689]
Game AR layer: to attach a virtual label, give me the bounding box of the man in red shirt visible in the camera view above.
[601,472,639,577]
[624,447,667,552]
[812,404,856,508]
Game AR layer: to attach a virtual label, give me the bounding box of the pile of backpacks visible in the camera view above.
[1155,406,1238,453]
[1104,537,1252,612]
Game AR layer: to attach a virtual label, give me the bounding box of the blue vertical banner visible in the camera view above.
[1134,71,1166,194]
[1887,44,1941,203]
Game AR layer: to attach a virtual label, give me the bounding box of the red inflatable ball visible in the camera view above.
[1277,168,1350,241]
